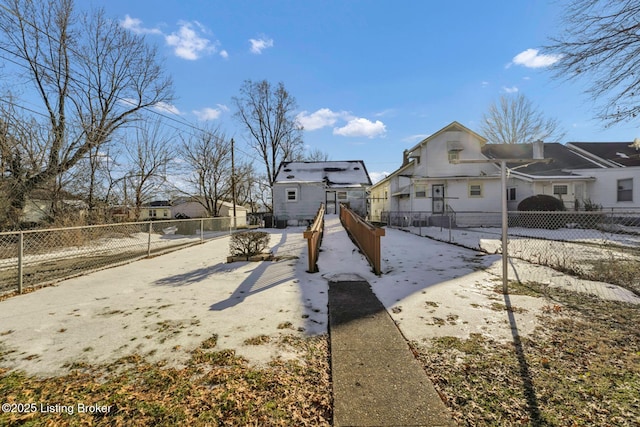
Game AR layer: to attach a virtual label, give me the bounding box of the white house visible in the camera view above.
[140,200,172,220]
[371,122,500,226]
[171,197,247,225]
[565,142,640,210]
[369,121,639,227]
[272,160,372,225]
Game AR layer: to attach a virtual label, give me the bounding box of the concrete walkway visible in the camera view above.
[328,276,456,426]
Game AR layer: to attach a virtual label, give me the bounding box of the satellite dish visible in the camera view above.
[630,137,640,150]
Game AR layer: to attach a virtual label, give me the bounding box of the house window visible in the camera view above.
[384,191,388,200]
[507,187,517,201]
[337,191,347,200]
[553,185,568,196]
[617,178,633,202]
[414,185,427,198]
[163,210,168,217]
[149,209,157,217]
[468,183,483,198]
[448,151,460,163]
[286,188,298,202]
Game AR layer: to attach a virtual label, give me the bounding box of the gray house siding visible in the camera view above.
[326,188,367,216]
[273,182,325,225]
[272,160,372,226]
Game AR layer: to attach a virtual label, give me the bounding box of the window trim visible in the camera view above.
[506,187,517,201]
[553,184,569,196]
[448,150,460,163]
[468,183,483,198]
[337,191,348,200]
[617,178,633,202]
[286,188,298,202]
[414,185,427,198]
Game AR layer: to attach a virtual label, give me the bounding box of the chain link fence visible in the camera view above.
[381,210,640,296]
[0,217,245,296]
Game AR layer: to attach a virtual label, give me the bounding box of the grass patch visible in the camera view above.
[243,335,271,346]
[277,322,294,330]
[415,286,640,426]
[200,334,218,349]
[0,335,331,426]
[589,259,640,296]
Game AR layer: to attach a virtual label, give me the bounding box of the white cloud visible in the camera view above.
[152,102,181,115]
[297,107,387,138]
[511,48,561,68]
[249,37,274,54]
[502,86,519,93]
[121,16,221,61]
[119,15,162,35]
[192,107,223,121]
[333,118,386,138]
[296,108,347,130]
[166,21,216,60]
[369,171,390,184]
[481,81,489,87]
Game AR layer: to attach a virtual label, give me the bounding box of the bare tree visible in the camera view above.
[545,0,640,125]
[302,148,330,162]
[0,101,48,226]
[480,93,565,144]
[232,80,303,211]
[0,0,173,227]
[179,126,232,217]
[232,160,261,212]
[123,120,173,220]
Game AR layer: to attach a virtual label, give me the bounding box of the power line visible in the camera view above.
[0,2,263,161]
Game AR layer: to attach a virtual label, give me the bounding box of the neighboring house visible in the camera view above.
[21,198,88,224]
[109,206,135,222]
[369,121,640,227]
[481,142,600,211]
[171,196,247,224]
[272,160,372,225]
[371,121,499,226]
[140,200,172,220]
[565,142,640,209]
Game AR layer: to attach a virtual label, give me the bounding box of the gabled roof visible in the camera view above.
[567,142,640,167]
[408,121,488,153]
[273,160,372,187]
[143,200,172,208]
[481,143,605,176]
[371,121,484,189]
[172,196,248,210]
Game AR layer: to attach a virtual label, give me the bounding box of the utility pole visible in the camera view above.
[231,138,237,229]
[454,157,550,294]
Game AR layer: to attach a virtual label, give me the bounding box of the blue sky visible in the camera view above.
[85,0,640,182]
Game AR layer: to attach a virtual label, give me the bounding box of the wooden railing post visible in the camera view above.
[304,203,325,273]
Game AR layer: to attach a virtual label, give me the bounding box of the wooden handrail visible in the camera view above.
[339,203,385,275]
[303,203,325,273]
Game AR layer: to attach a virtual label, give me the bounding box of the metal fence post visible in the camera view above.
[147,222,152,257]
[18,231,23,294]
[501,160,508,294]
[200,219,204,243]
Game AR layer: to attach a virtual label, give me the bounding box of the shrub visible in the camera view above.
[229,231,270,259]
[517,194,566,211]
[513,194,566,229]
